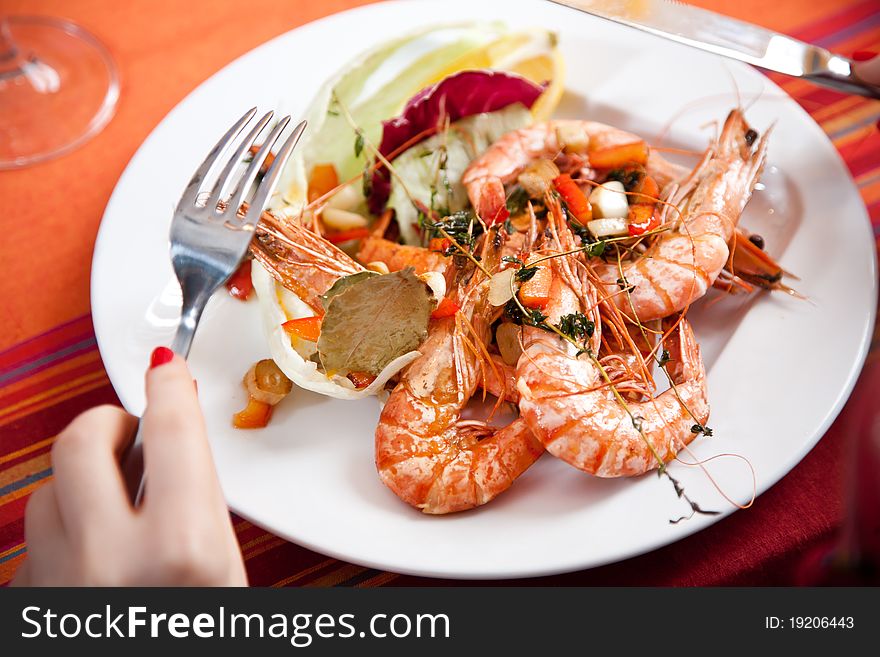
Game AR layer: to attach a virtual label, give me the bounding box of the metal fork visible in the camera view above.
[120,108,306,505]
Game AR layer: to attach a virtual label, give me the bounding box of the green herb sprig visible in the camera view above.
[423,210,483,256]
[557,312,595,356]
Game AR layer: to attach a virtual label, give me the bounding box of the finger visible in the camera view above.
[17,482,67,585]
[51,406,135,541]
[140,348,226,514]
[10,558,30,587]
[853,56,880,86]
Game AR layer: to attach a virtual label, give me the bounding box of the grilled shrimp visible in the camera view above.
[509,201,709,477]
[375,231,543,514]
[482,354,519,403]
[252,211,364,313]
[516,268,709,477]
[461,119,686,224]
[594,110,770,321]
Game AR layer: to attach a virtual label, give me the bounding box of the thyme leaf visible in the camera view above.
[354,132,364,158]
[584,240,607,258]
[424,210,482,253]
[555,311,594,357]
[557,312,594,341]
[504,299,547,327]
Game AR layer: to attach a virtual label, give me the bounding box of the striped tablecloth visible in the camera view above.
[1,0,878,586]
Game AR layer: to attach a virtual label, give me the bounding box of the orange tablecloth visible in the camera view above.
[1,0,878,586]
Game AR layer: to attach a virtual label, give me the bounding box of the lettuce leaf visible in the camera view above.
[386,104,533,245]
[368,70,544,215]
[272,24,511,215]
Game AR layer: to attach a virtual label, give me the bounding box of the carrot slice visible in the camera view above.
[428,237,452,253]
[553,174,592,222]
[347,371,377,389]
[308,163,339,203]
[326,227,370,244]
[282,316,322,342]
[589,141,649,169]
[431,297,460,319]
[232,397,273,429]
[518,264,552,309]
[248,145,275,174]
[633,175,659,204]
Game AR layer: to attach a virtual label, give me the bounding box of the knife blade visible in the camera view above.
[548,0,880,99]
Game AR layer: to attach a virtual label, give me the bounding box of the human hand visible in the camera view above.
[12,348,247,586]
[853,52,880,88]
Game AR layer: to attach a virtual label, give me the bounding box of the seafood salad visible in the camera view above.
[226,24,792,516]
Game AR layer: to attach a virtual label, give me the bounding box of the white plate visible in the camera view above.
[91,0,876,579]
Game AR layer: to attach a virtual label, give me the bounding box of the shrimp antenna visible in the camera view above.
[721,61,742,110]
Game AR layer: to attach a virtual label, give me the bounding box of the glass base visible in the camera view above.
[0,16,119,169]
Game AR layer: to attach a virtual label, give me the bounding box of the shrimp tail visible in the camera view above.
[420,419,544,514]
[471,177,509,226]
[251,210,363,311]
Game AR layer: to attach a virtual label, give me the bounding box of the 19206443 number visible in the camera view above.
[791,617,854,629]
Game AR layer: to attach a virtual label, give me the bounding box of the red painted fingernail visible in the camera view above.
[149,346,174,369]
[852,50,877,61]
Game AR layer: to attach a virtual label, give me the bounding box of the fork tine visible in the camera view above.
[243,120,307,227]
[205,110,274,212]
[224,115,291,218]
[176,107,256,212]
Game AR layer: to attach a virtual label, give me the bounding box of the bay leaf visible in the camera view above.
[317,268,432,376]
[321,271,377,311]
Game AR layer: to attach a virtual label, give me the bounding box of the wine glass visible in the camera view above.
[0,15,119,169]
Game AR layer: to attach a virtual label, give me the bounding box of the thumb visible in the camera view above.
[853,56,880,86]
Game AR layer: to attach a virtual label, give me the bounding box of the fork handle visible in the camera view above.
[170,294,202,358]
[121,428,147,504]
[120,298,206,505]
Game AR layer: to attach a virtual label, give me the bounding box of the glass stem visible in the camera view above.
[0,17,25,79]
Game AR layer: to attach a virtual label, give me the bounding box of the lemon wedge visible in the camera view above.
[424,29,564,121]
[491,30,565,121]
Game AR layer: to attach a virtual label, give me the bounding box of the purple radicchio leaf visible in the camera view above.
[367,70,545,214]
